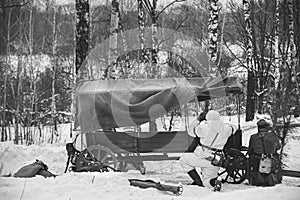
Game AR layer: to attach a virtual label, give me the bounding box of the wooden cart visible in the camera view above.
[73,77,247,183]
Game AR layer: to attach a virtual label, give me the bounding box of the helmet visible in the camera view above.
[257,119,270,128]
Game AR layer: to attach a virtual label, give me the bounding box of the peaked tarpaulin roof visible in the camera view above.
[76,77,243,131]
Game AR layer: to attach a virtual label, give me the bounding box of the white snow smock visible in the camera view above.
[195,110,233,150]
[179,110,235,187]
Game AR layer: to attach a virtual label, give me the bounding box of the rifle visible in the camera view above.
[128,179,183,195]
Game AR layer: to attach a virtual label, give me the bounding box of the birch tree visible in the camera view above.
[138,0,148,63]
[208,0,219,71]
[287,0,296,75]
[243,0,256,121]
[13,54,24,144]
[141,0,186,77]
[118,3,130,78]
[274,0,280,89]
[24,2,34,144]
[1,7,13,142]
[108,0,121,79]
[51,6,58,144]
[150,0,158,66]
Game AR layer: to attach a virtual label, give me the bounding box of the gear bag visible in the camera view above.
[258,135,272,174]
[259,155,272,174]
[248,133,282,186]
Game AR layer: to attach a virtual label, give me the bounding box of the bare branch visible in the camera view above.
[0,1,30,9]
[158,14,188,48]
[223,39,248,70]
[157,0,186,17]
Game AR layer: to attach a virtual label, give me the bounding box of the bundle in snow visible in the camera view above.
[13,159,56,178]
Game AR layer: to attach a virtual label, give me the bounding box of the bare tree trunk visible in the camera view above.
[75,0,90,76]
[14,56,23,145]
[295,1,300,75]
[205,0,220,113]
[151,0,158,73]
[138,0,147,63]
[108,0,120,79]
[51,6,57,144]
[244,0,255,121]
[272,0,281,125]
[1,8,12,142]
[119,13,129,78]
[12,7,27,145]
[293,0,300,115]
[208,0,219,70]
[26,2,34,145]
[274,0,280,89]
[149,0,159,129]
[74,0,90,132]
[288,0,296,73]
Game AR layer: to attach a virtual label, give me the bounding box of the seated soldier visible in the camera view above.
[179,110,236,189]
[247,119,282,186]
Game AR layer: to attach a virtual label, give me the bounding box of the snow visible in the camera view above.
[1,116,300,200]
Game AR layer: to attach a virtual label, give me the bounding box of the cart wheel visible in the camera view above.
[219,148,247,184]
[87,145,118,172]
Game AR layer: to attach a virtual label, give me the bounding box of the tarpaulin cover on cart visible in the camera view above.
[75,77,242,131]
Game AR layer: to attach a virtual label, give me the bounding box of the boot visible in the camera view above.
[187,169,204,187]
[210,176,222,192]
[209,177,217,187]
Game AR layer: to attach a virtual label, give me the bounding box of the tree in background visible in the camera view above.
[243,0,255,121]
[75,0,90,76]
[207,0,219,70]
[272,0,300,157]
[108,0,120,78]
[0,0,75,143]
[0,0,298,145]
[138,0,148,64]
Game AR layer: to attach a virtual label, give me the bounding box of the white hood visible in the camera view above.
[206,110,223,133]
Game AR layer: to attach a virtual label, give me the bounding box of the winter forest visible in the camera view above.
[0,0,300,199]
[1,0,300,144]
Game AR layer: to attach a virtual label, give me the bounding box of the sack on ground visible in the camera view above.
[259,155,272,174]
[14,162,44,178]
[14,159,56,178]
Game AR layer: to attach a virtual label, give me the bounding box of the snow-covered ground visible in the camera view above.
[1,115,300,200]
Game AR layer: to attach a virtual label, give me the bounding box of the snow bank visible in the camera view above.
[1,116,300,200]
[1,141,300,200]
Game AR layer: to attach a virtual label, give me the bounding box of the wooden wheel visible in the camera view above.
[87,145,118,171]
[219,148,248,184]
